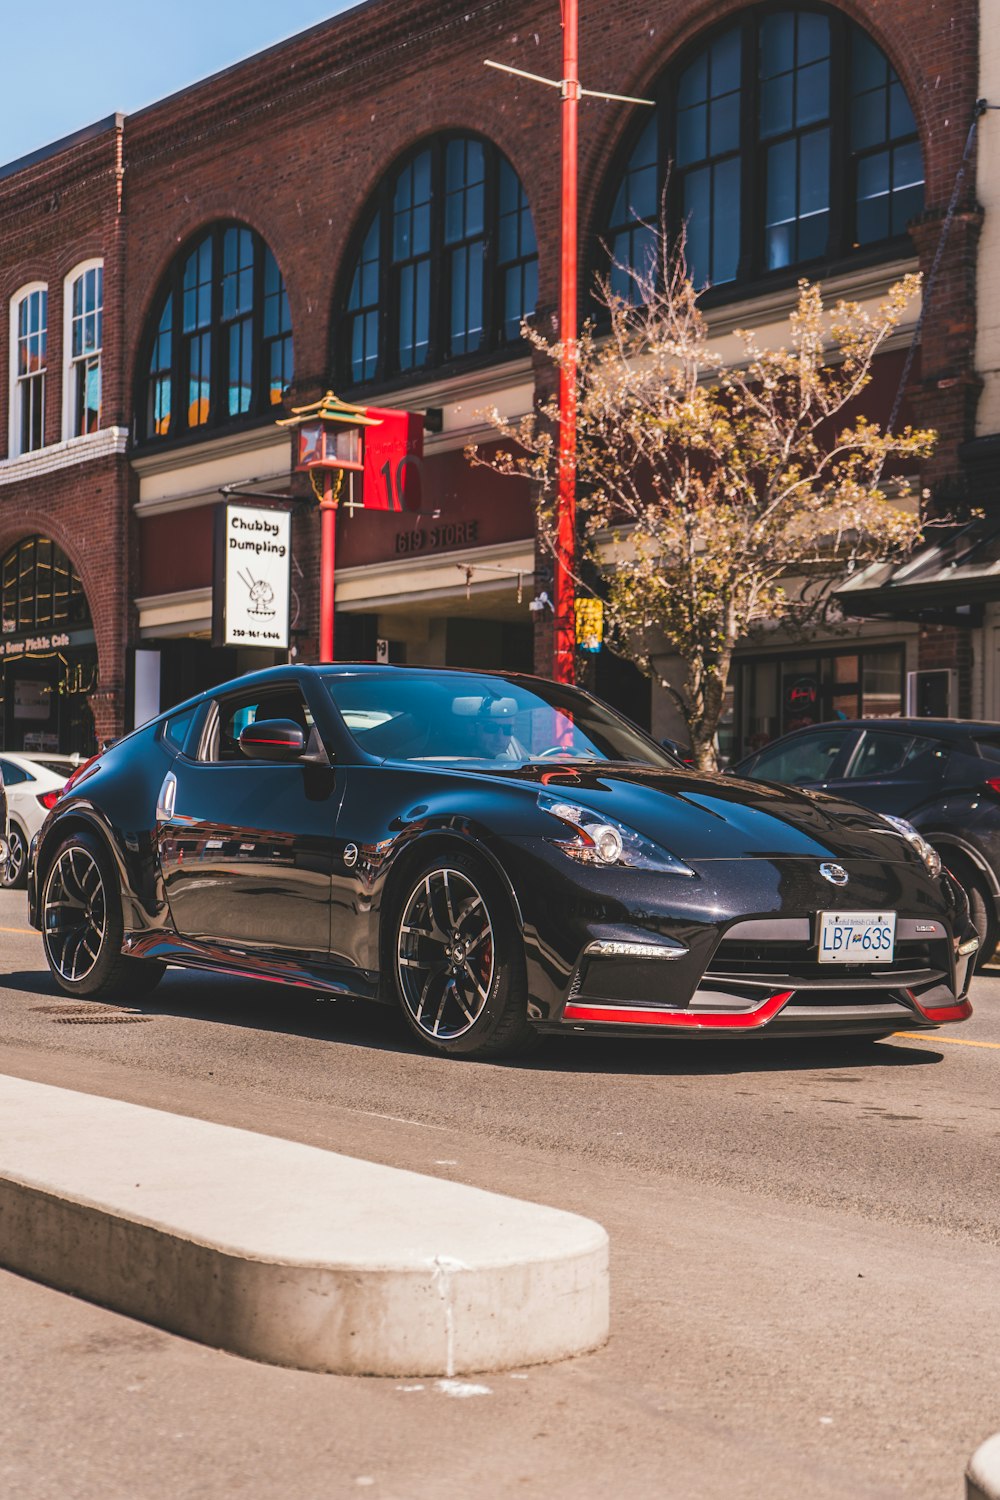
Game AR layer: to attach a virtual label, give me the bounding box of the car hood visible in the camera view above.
[486,762,916,864]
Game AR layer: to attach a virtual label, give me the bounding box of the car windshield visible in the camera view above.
[321,671,677,768]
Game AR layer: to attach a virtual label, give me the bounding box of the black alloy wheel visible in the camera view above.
[2,823,27,890]
[392,852,534,1058]
[41,830,164,1000]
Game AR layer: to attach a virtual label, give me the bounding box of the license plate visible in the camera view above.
[817,910,896,963]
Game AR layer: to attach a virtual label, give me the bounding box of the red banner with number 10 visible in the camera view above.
[362,408,424,511]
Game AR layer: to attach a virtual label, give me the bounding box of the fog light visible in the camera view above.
[958,935,980,957]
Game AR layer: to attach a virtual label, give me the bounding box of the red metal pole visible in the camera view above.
[319,472,336,663]
[555,0,579,685]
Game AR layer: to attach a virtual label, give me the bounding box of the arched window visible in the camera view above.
[338,134,538,387]
[1,536,89,633]
[606,7,924,296]
[63,260,103,440]
[137,223,293,443]
[8,283,48,456]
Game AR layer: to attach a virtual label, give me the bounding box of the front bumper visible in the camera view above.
[511,848,976,1038]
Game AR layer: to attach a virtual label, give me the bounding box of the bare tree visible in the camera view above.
[469,234,933,770]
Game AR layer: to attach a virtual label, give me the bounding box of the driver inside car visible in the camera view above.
[471,707,528,761]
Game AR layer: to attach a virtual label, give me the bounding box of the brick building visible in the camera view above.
[0,0,983,757]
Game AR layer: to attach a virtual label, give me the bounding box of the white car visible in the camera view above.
[0,753,81,890]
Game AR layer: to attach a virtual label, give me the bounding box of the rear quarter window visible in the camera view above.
[846,731,945,780]
[161,707,197,754]
[974,736,1000,763]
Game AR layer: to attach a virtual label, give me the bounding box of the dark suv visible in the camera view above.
[732,718,1000,965]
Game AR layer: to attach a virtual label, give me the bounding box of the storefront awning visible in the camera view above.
[836,517,1000,622]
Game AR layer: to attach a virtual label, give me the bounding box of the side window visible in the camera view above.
[200,686,312,763]
[749,729,850,785]
[845,730,940,779]
[974,736,1000,764]
[0,758,32,786]
[162,707,197,755]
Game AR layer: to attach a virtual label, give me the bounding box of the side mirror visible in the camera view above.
[238,718,306,762]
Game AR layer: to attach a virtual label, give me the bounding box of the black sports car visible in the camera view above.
[27,664,976,1058]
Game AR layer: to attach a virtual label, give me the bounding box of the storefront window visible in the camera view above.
[0,536,96,754]
[734,644,904,760]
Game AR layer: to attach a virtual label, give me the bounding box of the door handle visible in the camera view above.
[156,771,178,822]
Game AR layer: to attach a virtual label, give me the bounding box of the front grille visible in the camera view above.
[706,937,947,987]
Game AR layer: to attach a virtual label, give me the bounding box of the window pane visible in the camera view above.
[712,157,740,283]
[796,60,829,127]
[677,49,707,109]
[710,91,740,156]
[228,318,252,414]
[683,168,711,287]
[760,13,795,76]
[800,128,830,216]
[677,102,707,167]
[852,88,886,151]
[797,12,829,66]
[414,259,430,366]
[766,137,796,223]
[889,80,916,138]
[450,247,468,350]
[862,648,903,716]
[760,73,793,138]
[187,331,211,426]
[713,26,741,93]
[852,32,886,92]
[16,290,47,452]
[856,150,890,242]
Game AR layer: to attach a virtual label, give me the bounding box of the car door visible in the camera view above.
[155,681,343,957]
[823,728,949,817]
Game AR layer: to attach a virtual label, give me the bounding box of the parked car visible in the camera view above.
[732,718,1000,965]
[26,666,976,1057]
[0,752,81,890]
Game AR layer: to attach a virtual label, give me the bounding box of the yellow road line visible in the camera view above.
[893,1031,1000,1050]
[0,925,35,936]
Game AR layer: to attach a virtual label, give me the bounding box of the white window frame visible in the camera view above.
[8,281,48,458]
[62,258,103,441]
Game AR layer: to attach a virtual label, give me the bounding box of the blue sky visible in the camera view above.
[2,1,358,169]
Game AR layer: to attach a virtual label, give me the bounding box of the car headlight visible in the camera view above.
[538,793,695,875]
[881,814,943,879]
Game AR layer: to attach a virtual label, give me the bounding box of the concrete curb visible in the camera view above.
[0,1075,609,1376]
[968,1435,1000,1500]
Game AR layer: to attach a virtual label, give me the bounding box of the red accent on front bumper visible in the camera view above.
[562,991,794,1030]
[906,993,973,1024]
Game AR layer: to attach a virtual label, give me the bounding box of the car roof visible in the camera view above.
[755,718,1000,742]
[163,661,569,714]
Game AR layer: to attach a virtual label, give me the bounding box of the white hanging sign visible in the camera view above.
[214,503,292,649]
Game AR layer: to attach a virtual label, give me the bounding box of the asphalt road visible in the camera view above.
[1,887,999,1500]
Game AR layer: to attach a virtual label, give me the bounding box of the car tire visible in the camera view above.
[40,830,165,1001]
[960,873,997,971]
[1,822,28,890]
[389,851,536,1059]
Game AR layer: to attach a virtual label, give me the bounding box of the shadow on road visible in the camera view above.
[3,962,945,1079]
